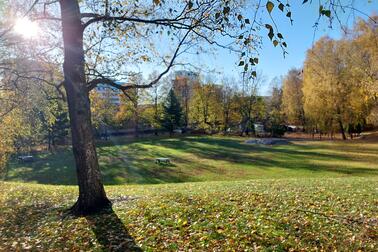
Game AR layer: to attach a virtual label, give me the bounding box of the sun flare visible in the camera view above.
[14,18,40,39]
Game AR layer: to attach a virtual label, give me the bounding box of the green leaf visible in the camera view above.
[215,12,220,19]
[282,42,287,47]
[245,19,250,24]
[278,3,284,12]
[239,61,245,66]
[244,64,249,71]
[252,71,257,78]
[286,11,291,18]
[188,1,193,9]
[277,33,283,39]
[237,14,243,21]
[253,58,259,64]
[266,1,274,14]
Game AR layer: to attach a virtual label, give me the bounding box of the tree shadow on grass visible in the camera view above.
[6,136,378,185]
[0,198,142,251]
[86,207,142,252]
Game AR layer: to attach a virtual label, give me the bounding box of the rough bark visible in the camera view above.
[59,0,110,215]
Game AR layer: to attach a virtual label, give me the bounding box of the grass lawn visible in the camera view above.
[5,136,378,184]
[0,178,377,251]
[1,136,377,250]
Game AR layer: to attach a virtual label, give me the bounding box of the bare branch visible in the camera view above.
[82,13,191,30]
[87,28,192,91]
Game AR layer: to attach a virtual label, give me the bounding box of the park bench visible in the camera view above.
[155,158,171,164]
[18,155,34,163]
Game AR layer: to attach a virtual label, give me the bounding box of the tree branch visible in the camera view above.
[87,28,192,91]
[82,13,191,30]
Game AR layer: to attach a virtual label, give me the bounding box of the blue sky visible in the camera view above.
[185,1,377,94]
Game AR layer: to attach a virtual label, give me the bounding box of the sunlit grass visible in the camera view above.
[2,136,378,250]
[5,136,378,185]
[1,177,377,250]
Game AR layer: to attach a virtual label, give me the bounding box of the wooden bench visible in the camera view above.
[155,158,171,164]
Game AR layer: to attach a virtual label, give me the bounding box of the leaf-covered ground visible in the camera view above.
[6,136,378,184]
[1,178,377,251]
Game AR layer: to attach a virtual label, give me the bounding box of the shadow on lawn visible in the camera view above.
[5,136,378,185]
[156,137,378,176]
[1,200,141,251]
[86,207,142,252]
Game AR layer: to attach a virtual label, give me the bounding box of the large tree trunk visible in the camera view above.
[60,0,110,215]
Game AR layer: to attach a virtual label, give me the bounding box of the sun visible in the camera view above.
[14,18,40,39]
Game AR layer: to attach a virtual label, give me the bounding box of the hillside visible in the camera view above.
[5,136,378,185]
[1,178,377,251]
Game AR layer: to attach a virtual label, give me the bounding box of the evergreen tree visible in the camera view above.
[40,101,70,151]
[162,89,183,135]
[48,111,70,147]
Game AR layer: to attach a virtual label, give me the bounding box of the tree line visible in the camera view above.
[91,14,378,141]
[89,72,287,138]
[282,17,377,139]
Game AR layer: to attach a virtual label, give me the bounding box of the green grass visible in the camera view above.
[2,136,378,250]
[1,178,377,251]
[5,136,378,185]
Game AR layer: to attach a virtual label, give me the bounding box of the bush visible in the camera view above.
[270,124,287,137]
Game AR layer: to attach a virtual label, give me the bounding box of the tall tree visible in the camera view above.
[90,89,118,136]
[116,88,143,137]
[282,68,305,126]
[190,82,222,132]
[161,89,183,135]
[236,75,265,136]
[59,0,111,214]
[40,99,70,151]
[303,37,373,140]
[219,78,236,134]
[266,78,285,136]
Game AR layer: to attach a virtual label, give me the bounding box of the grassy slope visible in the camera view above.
[1,178,377,251]
[5,136,378,185]
[2,136,378,250]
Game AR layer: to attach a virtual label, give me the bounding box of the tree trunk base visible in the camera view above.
[69,197,112,216]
